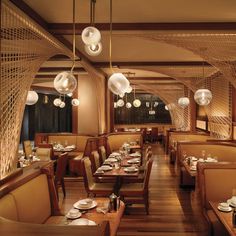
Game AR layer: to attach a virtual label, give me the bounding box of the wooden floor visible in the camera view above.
[59,143,209,236]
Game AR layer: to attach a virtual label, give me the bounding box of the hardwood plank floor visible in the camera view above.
[59,143,208,236]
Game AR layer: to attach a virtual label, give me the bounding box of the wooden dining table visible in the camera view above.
[209,201,236,236]
[94,163,139,194]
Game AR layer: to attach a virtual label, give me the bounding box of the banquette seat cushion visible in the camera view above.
[108,133,142,152]
[0,174,51,224]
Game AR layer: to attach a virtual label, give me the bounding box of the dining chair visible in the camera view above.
[140,150,152,172]
[119,158,153,214]
[54,152,68,199]
[36,147,51,161]
[23,140,33,158]
[90,150,101,173]
[99,146,107,164]
[37,143,55,160]
[82,157,114,197]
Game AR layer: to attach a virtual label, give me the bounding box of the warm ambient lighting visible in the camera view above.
[178,97,190,108]
[117,99,124,107]
[126,102,132,109]
[133,99,141,107]
[114,102,118,108]
[108,73,130,95]
[126,85,133,93]
[59,101,65,108]
[82,26,101,45]
[165,105,169,110]
[84,42,102,56]
[26,91,38,105]
[194,89,212,106]
[53,98,62,107]
[71,98,80,106]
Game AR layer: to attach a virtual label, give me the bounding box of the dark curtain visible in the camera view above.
[20,93,72,141]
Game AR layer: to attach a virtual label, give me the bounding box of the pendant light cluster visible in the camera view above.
[107,0,130,96]
[82,0,102,56]
[53,0,79,108]
[178,97,190,108]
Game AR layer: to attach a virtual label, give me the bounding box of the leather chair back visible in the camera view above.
[91,151,101,173]
[55,153,68,182]
[36,148,51,161]
[144,159,153,191]
[99,146,107,163]
[23,140,33,158]
[38,143,54,159]
[82,157,95,191]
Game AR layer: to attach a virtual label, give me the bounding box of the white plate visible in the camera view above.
[110,152,120,156]
[69,218,96,226]
[73,200,97,210]
[124,167,139,173]
[106,158,118,163]
[66,212,82,219]
[227,198,236,207]
[127,159,140,164]
[217,205,232,212]
[99,165,112,171]
[129,153,141,157]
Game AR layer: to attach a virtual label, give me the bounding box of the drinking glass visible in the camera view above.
[201,150,206,160]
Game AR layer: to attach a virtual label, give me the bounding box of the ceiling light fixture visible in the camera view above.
[82,0,102,56]
[178,97,190,108]
[133,85,141,107]
[26,91,38,105]
[194,50,212,106]
[165,105,169,110]
[107,0,129,95]
[53,0,77,95]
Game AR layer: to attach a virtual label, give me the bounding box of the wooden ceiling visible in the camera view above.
[10,0,236,94]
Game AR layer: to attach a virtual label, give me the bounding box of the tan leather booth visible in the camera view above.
[0,162,109,236]
[107,132,143,152]
[177,142,236,187]
[167,131,211,163]
[197,162,236,236]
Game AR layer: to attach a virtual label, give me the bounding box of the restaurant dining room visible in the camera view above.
[2,0,236,236]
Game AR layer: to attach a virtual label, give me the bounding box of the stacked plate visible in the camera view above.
[105,157,118,163]
[98,165,113,171]
[69,218,96,225]
[66,209,82,219]
[227,197,236,208]
[130,152,141,157]
[217,202,232,212]
[127,158,140,164]
[73,199,97,210]
[124,166,139,173]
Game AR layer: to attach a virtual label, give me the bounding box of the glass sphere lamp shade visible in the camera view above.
[85,42,102,56]
[26,91,38,105]
[133,99,141,107]
[81,26,101,45]
[125,85,133,93]
[54,71,77,95]
[114,102,118,108]
[59,101,65,108]
[108,73,130,95]
[165,105,169,111]
[71,98,80,106]
[117,99,124,107]
[126,102,132,109]
[178,97,190,108]
[53,98,62,107]
[194,89,212,106]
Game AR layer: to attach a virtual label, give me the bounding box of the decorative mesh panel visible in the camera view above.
[121,33,233,138]
[0,0,72,179]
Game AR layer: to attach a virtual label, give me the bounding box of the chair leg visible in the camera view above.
[61,179,66,198]
[145,193,149,215]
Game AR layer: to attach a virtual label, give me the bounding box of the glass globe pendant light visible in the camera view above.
[132,85,141,108]
[165,105,169,111]
[117,99,124,107]
[53,98,62,107]
[126,85,133,93]
[194,60,212,106]
[82,0,102,56]
[178,97,190,108]
[26,91,38,105]
[71,98,80,106]
[107,0,129,95]
[54,0,77,95]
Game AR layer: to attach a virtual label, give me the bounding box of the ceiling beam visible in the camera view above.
[129,77,175,81]
[96,61,211,68]
[48,22,236,35]
[38,67,86,73]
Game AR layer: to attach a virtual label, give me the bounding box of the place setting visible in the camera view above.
[73,198,97,210]
[227,196,236,208]
[217,202,233,212]
[127,158,140,164]
[124,166,139,173]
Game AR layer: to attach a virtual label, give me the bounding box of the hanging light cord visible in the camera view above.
[71,0,76,73]
[109,0,113,70]
[90,0,96,25]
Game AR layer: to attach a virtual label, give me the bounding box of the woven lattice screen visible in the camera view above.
[123,33,233,138]
[0,0,72,179]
